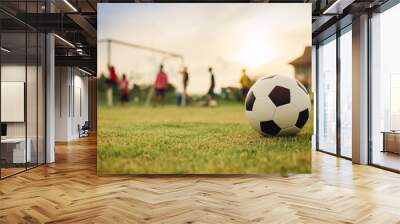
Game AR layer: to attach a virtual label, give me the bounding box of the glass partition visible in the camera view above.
[0,2,46,179]
[26,0,46,169]
[317,36,337,154]
[1,31,28,177]
[38,32,45,165]
[370,3,400,171]
[27,30,38,169]
[339,28,352,158]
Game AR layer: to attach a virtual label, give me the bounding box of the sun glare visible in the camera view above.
[235,33,275,69]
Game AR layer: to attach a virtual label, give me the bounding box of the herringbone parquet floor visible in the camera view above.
[0,136,400,224]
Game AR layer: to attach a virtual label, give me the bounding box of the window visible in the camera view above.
[370,2,400,171]
[316,26,352,158]
[339,28,352,158]
[317,36,337,154]
[390,74,400,130]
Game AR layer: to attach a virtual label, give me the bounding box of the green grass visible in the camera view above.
[97,104,312,174]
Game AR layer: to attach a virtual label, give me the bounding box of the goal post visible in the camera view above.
[98,38,184,106]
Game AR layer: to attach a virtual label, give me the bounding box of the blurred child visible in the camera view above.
[107,65,118,85]
[154,64,168,106]
[106,65,119,106]
[120,74,130,106]
[180,66,190,106]
[207,67,216,106]
[240,69,251,102]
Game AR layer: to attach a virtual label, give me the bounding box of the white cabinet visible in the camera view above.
[1,138,32,163]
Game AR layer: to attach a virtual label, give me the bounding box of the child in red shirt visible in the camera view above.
[154,64,168,105]
[120,74,130,105]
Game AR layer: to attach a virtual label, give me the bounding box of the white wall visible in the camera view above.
[1,66,26,136]
[1,64,46,164]
[55,67,89,141]
[1,65,33,138]
[55,67,70,141]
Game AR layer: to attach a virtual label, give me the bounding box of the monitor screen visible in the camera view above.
[1,123,7,137]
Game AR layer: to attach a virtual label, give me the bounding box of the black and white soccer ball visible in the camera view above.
[245,74,310,136]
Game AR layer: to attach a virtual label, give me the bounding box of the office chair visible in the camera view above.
[79,121,90,138]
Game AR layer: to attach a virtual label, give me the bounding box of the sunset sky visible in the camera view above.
[97,3,311,94]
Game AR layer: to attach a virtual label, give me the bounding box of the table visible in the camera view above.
[381,131,400,154]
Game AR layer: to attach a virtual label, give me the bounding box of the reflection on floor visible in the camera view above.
[0,162,42,178]
[373,150,400,171]
[0,167,25,178]
[0,136,400,223]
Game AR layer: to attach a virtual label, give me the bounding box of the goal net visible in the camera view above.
[98,39,184,105]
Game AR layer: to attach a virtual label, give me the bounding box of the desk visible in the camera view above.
[381,131,400,154]
[1,138,31,163]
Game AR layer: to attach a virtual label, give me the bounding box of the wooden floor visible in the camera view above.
[0,167,26,178]
[372,151,400,171]
[0,136,400,223]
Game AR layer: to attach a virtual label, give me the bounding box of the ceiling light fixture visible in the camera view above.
[1,47,11,53]
[54,34,75,48]
[323,0,354,15]
[78,67,93,76]
[76,48,84,55]
[63,0,78,12]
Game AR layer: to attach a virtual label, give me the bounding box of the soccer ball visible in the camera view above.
[245,74,310,136]
[209,99,217,107]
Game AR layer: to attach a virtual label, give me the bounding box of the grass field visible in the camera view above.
[97,103,312,174]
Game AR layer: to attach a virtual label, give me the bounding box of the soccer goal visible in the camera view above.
[98,38,184,106]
